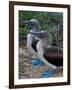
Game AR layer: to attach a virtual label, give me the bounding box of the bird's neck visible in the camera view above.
[30,28,39,33]
[30,25,40,31]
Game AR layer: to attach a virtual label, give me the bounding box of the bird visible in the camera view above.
[29,31,63,71]
[24,19,63,74]
[24,19,40,56]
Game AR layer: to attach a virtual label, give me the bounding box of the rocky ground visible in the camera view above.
[19,41,63,79]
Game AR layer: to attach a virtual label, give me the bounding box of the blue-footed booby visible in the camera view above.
[29,31,63,70]
[24,19,40,55]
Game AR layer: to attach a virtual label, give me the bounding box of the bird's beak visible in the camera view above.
[20,20,30,25]
[24,21,30,24]
[29,32,44,39]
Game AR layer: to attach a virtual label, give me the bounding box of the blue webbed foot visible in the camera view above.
[42,70,55,78]
[31,59,44,70]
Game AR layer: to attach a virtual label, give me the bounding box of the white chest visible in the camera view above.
[27,34,35,45]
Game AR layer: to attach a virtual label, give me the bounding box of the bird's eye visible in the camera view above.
[30,21,37,26]
[31,22,34,25]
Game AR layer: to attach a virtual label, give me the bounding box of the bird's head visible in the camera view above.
[24,19,40,30]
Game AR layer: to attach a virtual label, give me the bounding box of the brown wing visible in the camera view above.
[43,47,63,67]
